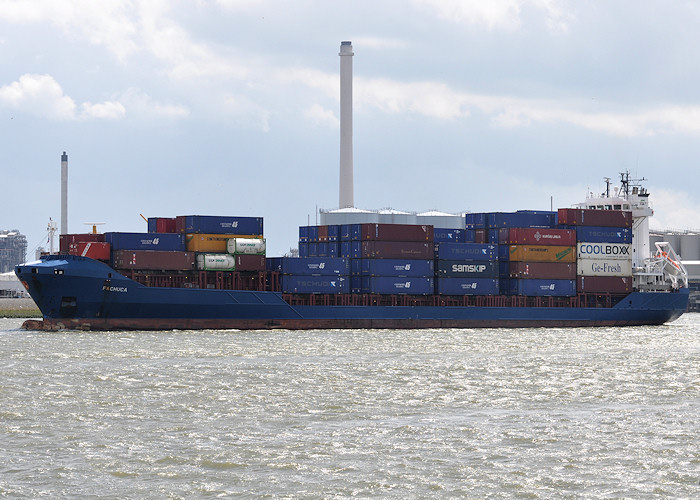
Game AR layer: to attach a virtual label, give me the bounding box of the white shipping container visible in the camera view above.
[196,253,236,271]
[577,258,632,277]
[226,238,266,255]
[577,242,632,261]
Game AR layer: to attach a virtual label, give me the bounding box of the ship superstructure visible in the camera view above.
[578,172,688,291]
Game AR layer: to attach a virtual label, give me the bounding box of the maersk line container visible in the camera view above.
[436,260,498,278]
[351,223,433,242]
[499,227,576,246]
[436,277,499,295]
[557,208,632,228]
[196,253,236,271]
[435,243,497,261]
[576,258,633,277]
[505,279,576,297]
[501,261,576,280]
[359,276,434,295]
[268,257,349,276]
[113,250,195,271]
[226,238,266,255]
[176,215,263,235]
[433,228,466,243]
[577,243,632,260]
[577,275,632,293]
[502,245,576,263]
[358,258,434,277]
[281,275,348,294]
[487,211,556,229]
[105,232,185,252]
[574,226,632,244]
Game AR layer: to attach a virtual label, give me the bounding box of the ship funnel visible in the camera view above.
[61,151,68,235]
[339,41,354,208]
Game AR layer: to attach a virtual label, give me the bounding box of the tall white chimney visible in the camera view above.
[339,41,354,208]
[61,151,68,235]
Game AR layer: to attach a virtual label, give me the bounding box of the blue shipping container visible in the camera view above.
[360,259,434,277]
[317,242,329,257]
[436,277,499,295]
[328,225,340,242]
[435,243,498,261]
[433,228,466,243]
[464,229,476,243]
[505,279,576,296]
[575,226,632,244]
[179,215,263,235]
[340,224,351,241]
[465,213,487,229]
[271,257,349,276]
[360,276,434,295]
[298,226,309,243]
[307,243,318,258]
[105,232,185,252]
[281,275,349,294]
[487,211,556,229]
[437,260,498,278]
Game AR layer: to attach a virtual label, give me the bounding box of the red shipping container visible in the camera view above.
[359,224,433,242]
[557,208,632,228]
[68,242,111,260]
[508,261,576,280]
[474,229,487,244]
[157,218,177,233]
[112,250,195,271]
[318,225,329,242]
[234,254,266,271]
[576,276,632,293]
[60,233,107,253]
[499,227,576,246]
[360,241,434,259]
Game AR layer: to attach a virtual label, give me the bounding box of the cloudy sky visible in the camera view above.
[2,0,700,256]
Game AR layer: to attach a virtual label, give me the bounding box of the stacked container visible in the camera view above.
[497,227,577,297]
[268,256,349,293]
[344,224,434,295]
[434,243,499,295]
[558,208,634,294]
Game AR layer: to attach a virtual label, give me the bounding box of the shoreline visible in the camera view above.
[0,298,41,318]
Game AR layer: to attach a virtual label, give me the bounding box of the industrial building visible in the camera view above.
[651,230,700,311]
[0,230,27,273]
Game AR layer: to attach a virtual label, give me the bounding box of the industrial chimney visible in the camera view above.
[339,41,354,208]
[61,151,68,235]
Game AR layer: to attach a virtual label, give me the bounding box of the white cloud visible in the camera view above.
[0,74,76,120]
[412,0,573,32]
[118,88,190,119]
[304,104,338,128]
[80,101,126,120]
[649,189,700,232]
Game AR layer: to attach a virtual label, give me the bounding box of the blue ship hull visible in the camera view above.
[15,255,689,330]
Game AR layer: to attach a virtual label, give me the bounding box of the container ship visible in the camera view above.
[15,174,689,331]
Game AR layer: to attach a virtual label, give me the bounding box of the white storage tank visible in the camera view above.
[680,233,700,261]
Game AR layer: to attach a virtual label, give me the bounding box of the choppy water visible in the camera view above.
[1,315,700,499]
